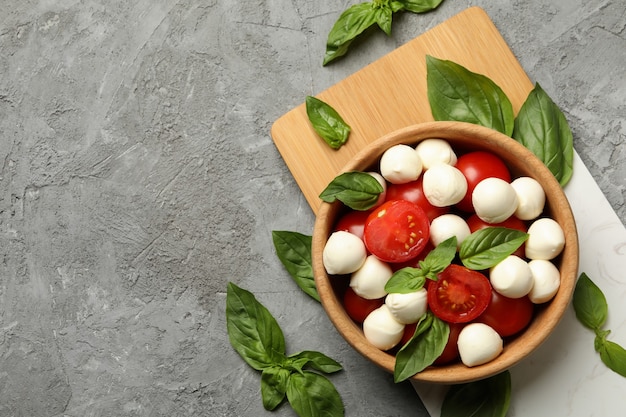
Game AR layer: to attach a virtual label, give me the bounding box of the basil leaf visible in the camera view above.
[323,3,379,66]
[398,0,444,13]
[319,171,383,210]
[288,350,343,374]
[226,282,286,370]
[286,371,345,417]
[513,83,574,186]
[261,366,290,410]
[420,236,457,279]
[596,338,626,378]
[306,96,351,149]
[459,227,528,270]
[426,55,515,136]
[373,3,394,36]
[441,370,512,417]
[573,272,608,330]
[394,312,449,382]
[385,267,427,294]
[272,231,319,302]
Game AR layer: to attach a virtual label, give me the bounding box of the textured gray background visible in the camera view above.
[0,1,624,416]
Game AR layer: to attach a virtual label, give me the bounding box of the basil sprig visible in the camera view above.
[323,0,444,66]
[385,236,457,293]
[573,273,626,377]
[441,370,512,417]
[512,83,574,186]
[306,96,351,149]
[272,231,319,302]
[226,283,344,415]
[319,171,383,210]
[459,227,529,270]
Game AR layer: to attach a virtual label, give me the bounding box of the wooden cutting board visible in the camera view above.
[270,6,534,214]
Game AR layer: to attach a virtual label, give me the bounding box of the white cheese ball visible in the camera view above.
[415,139,457,169]
[430,213,471,249]
[367,171,387,208]
[385,288,428,324]
[422,163,468,207]
[379,144,423,184]
[489,255,533,298]
[525,218,565,260]
[472,177,519,224]
[457,323,503,367]
[528,259,561,303]
[362,305,405,350]
[511,177,546,220]
[350,255,393,300]
[322,231,367,275]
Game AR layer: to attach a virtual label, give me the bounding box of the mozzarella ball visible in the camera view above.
[489,255,533,298]
[350,255,393,300]
[430,213,471,249]
[511,177,546,220]
[362,305,405,350]
[415,139,457,169]
[457,323,503,367]
[385,289,428,324]
[472,177,519,224]
[367,171,387,208]
[528,259,561,303]
[379,144,423,184]
[423,163,468,207]
[322,231,367,275]
[525,218,565,260]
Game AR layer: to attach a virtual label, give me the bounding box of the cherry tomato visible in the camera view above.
[343,287,384,323]
[433,323,463,365]
[399,322,417,347]
[335,210,370,240]
[385,178,449,221]
[466,214,527,258]
[427,264,491,323]
[363,200,430,263]
[477,291,534,337]
[455,151,511,212]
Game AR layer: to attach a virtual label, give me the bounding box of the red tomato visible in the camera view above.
[400,322,417,347]
[455,151,511,212]
[343,287,384,323]
[385,178,449,221]
[427,264,491,323]
[389,240,435,272]
[363,200,430,263]
[466,214,528,258]
[433,323,463,365]
[477,291,534,337]
[335,210,370,240]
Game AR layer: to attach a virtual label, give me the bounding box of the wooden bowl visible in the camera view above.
[312,121,579,384]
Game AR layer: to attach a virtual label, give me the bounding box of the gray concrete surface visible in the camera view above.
[0,1,624,416]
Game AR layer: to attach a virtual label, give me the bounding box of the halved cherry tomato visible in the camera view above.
[363,200,430,263]
[385,178,449,221]
[455,151,511,212]
[433,323,463,365]
[466,214,527,258]
[343,287,384,323]
[477,291,534,337]
[335,210,371,240]
[427,264,491,323]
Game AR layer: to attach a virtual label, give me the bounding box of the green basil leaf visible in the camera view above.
[305,96,351,149]
[286,371,345,417]
[441,370,512,417]
[394,312,449,382]
[513,83,574,186]
[226,282,286,370]
[421,236,457,279]
[373,3,394,36]
[323,3,379,66]
[398,0,444,13]
[385,267,426,294]
[261,366,290,410]
[288,350,343,374]
[319,171,383,210]
[426,55,515,136]
[596,338,626,378]
[459,227,529,270]
[573,272,608,330]
[272,231,319,302]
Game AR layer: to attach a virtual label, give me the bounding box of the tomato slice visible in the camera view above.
[363,200,430,263]
[477,291,534,337]
[427,264,491,323]
[343,287,384,323]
